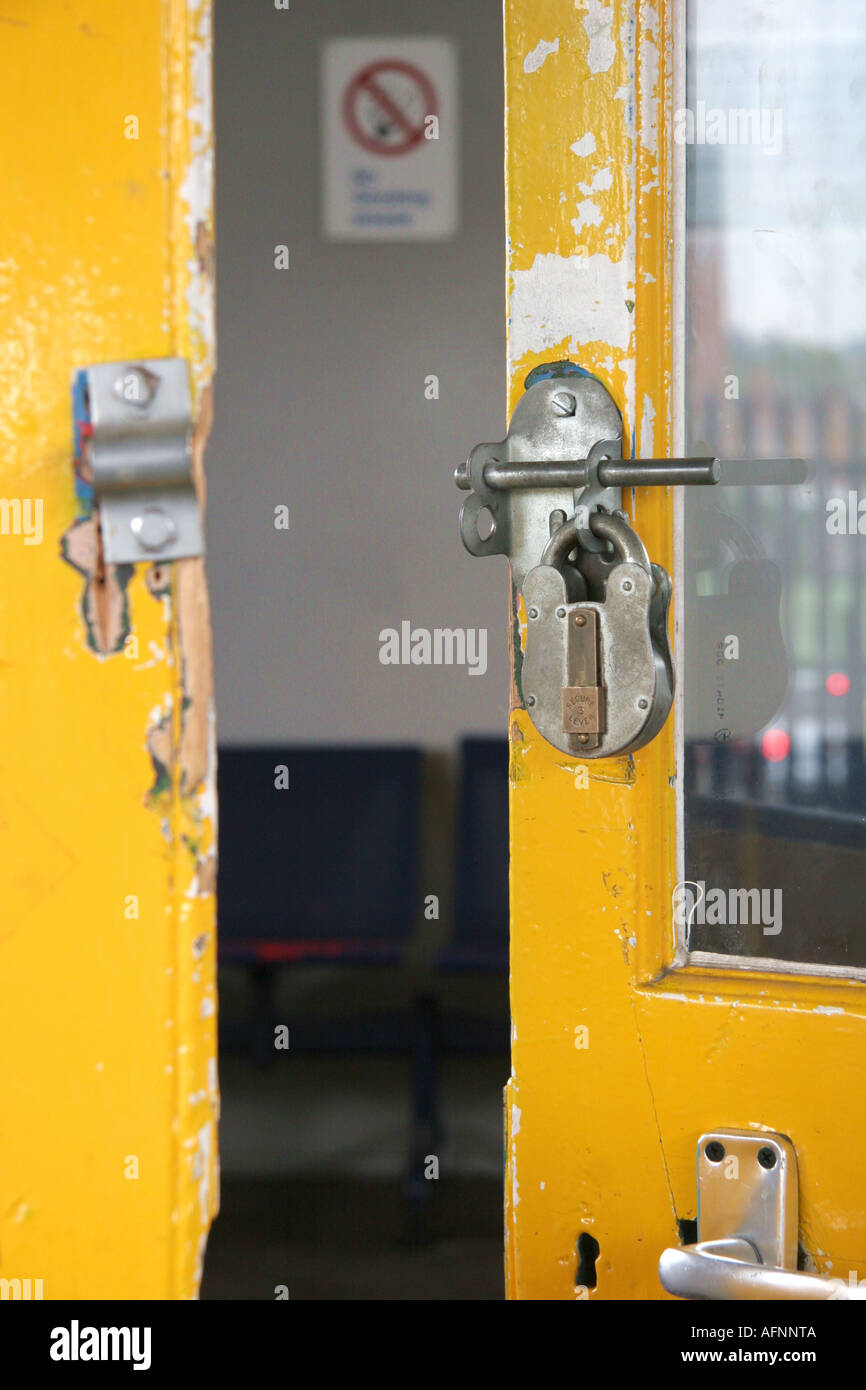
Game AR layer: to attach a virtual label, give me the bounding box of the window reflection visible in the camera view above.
[683,0,866,965]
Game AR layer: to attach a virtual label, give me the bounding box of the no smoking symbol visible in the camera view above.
[342,58,438,157]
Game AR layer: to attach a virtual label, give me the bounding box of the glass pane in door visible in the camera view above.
[682,0,866,966]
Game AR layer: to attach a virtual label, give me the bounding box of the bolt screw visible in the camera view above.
[556,606,566,619]
[637,697,649,710]
[622,579,633,593]
[114,365,158,408]
[526,694,537,708]
[130,506,177,553]
[575,613,587,627]
[705,1141,725,1163]
[551,391,576,417]
[577,734,589,744]
[757,1146,777,1170]
[527,606,539,620]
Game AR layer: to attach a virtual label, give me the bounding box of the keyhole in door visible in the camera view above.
[575,1231,600,1289]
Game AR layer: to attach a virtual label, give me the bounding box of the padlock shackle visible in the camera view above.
[540,510,651,575]
[588,511,652,572]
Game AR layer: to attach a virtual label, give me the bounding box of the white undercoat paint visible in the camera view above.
[571,199,603,234]
[570,132,597,158]
[582,0,616,74]
[578,167,614,195]
[523,37,559,73]
[639,38,659,153]
[641,393,656,456]
[509,251,634,364]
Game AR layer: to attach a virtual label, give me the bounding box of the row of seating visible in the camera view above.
[216,737,510,1238]
[218,738,508,972]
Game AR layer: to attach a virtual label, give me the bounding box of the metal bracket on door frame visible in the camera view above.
[659,1128,865,1299]
[72,357,204,564]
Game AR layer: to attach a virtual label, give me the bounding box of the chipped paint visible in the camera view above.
[503,0,866,1304]
[0,1,217,1299]
[570,132,597,157]
[582,0,616,74]
[510,251,635,361]
[523,36,559,73]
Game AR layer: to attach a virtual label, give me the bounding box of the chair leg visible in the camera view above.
[407,993,440,1244]
[250,963,277,1068]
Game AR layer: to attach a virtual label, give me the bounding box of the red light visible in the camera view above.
[826,671,851,697]
[761,728,791,762]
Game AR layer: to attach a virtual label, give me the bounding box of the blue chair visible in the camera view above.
[217,745,421,1059]
[218,745,420,966]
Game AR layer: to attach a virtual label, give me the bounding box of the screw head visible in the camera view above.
[114,365,159,408]
[575,613,587,627]
[705,1141,725,1163]
[621,579,633,593]
[526,694,537,708]
[130,506,177,553]
[555,606,566,619]
[527,606,539,621]
[757,1146,777,1170]
[551,391,576,417]
[577,734,589,744]
[637,697,649,710]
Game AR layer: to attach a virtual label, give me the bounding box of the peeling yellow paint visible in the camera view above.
[0,0,216,1299]
[504,0,866,1300]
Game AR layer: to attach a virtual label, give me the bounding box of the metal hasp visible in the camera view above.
[73,357,203,564]
[455,371,718,758]
[659,1129,866,1300]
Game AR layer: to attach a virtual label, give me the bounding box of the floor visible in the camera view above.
[201,1176,504,1300]
[203,976,509,1299]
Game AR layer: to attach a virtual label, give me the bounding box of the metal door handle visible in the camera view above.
[659,1128,866,1301]
[659,1237,866,1301]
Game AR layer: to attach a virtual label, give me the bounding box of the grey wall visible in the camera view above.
[210,0,507,747]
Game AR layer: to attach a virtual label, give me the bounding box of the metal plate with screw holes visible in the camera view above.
[698,1128,798,1270]
[457,375,623,590]
[84,357,203,564]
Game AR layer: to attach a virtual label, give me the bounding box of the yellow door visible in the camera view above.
[492,0,866,1300]
[0,1,218,1299]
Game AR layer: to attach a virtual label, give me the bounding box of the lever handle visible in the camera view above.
[659,1238,866,1301]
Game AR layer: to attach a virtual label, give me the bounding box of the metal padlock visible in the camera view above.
[455,368,807,759]
[454,368,733,759]
[521,510,673,758]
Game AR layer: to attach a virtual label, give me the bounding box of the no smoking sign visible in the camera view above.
[343,59,437,157]
[323,38,457,240]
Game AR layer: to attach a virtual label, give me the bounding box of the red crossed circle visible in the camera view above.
[342,59,438,158]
